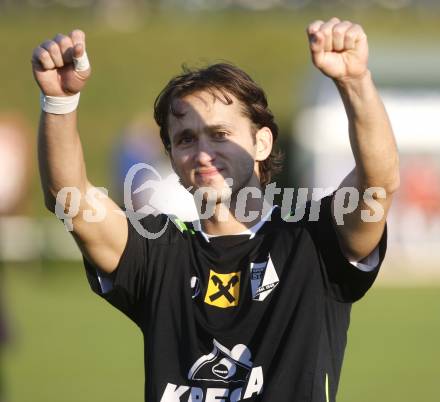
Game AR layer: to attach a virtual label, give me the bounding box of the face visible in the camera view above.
[167,90,272,199]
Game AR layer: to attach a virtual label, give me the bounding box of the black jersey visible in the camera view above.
[83,195,386,402]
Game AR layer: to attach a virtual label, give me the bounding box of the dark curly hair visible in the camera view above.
[154,63,283,186]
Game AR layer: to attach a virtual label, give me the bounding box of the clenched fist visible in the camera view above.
[31,29,91,97]
[307,18,368,81]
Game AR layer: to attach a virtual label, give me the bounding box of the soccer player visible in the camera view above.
[32,18,399,401]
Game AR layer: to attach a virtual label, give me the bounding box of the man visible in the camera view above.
[31,18,399,401]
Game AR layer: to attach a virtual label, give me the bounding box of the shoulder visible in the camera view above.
[126,212,194,245]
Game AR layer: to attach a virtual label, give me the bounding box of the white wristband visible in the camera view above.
[40,92,80,115]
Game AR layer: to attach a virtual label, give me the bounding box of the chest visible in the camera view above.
[149,229,324,337]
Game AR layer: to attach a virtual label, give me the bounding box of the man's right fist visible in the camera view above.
[31,29,91,97]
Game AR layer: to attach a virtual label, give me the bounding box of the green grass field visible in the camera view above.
[3,262,440,402]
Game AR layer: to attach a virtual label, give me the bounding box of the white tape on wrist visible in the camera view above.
[40,92,80,115]
[73,51,90,72]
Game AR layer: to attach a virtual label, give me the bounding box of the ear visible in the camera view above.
[255,126,273,162]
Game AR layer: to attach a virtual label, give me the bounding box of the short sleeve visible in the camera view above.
[83,216,155,325]
[306,195,387,303]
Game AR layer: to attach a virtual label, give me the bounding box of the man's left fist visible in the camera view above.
[306,18,368,81]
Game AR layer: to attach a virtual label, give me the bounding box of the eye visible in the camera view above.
[212,131,229,140]
[178,134,195,146]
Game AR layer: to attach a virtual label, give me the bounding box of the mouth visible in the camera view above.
[195,167,223,179]
[196,167,222,176]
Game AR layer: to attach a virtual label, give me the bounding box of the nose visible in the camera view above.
[195,136,215,165]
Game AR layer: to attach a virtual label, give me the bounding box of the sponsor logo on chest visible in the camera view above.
[160,339,263,401]
[195,256,280,307]
[204,270,241,308]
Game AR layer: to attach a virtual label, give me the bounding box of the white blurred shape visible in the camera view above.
[0,124,27,215]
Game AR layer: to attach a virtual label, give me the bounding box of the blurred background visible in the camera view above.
[0,0,439,401]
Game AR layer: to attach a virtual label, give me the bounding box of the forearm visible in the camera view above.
[38,110,89,210]
[335,71,399,193]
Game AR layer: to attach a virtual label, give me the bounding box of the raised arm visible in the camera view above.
[306,18,399,261]
[32,30,128,273]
